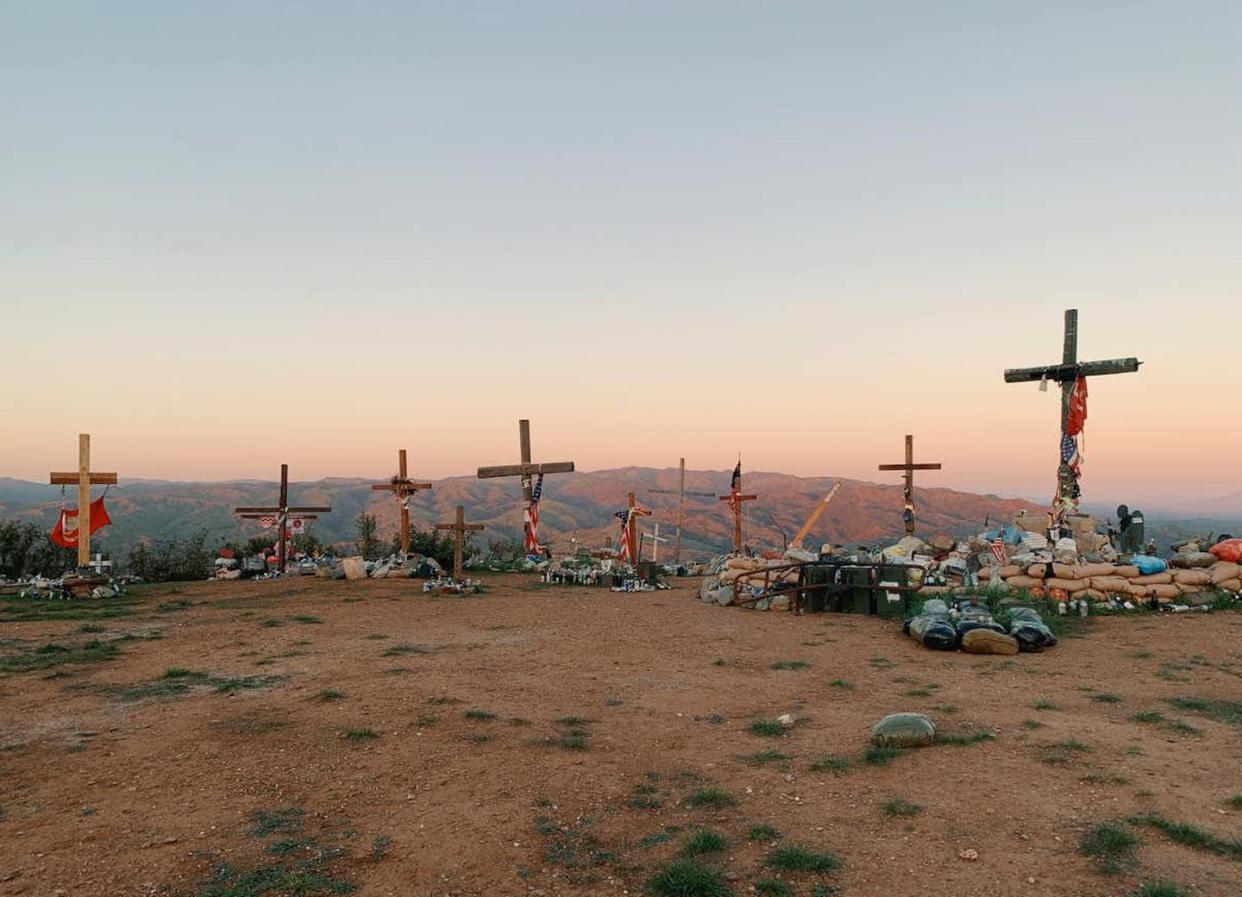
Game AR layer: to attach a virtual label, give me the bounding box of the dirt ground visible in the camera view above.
[1,575,1239,897]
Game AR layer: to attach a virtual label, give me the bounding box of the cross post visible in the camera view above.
[234,463,332,573]
[718,472,758,554]
[371,448,432,556]
[477,419,575,550]
[49,433,118,568]
[435,505,485,580]
[619,492,652,564]
[651,457,715,564]
[1004,309,1141,514]
[878,435,941,535]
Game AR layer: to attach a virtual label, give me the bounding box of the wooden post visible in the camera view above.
[619,492,652,564]
[878,435,941,535]
[49,433,117,569]
[650,457,715,565]
[370,448,432,556]
[718,488,758,553]
[477,419,575,552]
[435,505,484,580]
[234,464,332,573]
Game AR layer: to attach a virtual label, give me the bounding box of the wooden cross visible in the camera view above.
[878,435,941,535]
[435,505,484,580]
[619,492,652,564]
[234,464,332,573]
[1004,308,1141,512]
[49,433,117,568]
[640,523,669,563]
[718,473,758,555]
[651,457,716,565]
[477,419,574,548]
[371,449,432,556]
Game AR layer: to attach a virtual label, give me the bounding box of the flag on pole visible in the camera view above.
[616,509,632,562]
[990,537,1007,566]
[1061,431,1082,477]
[523,474,544,554]
[1066,377,1088,436]
[730,460,742,493]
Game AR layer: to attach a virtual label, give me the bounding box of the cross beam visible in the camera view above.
[233,463,332,573]
[48,433,117,568]
[1004,309,1142,513]
[477,419,574,550]
[651,457,716,564]
[371,449,432,556]
[435,505,484,580]
[878,434,941,535]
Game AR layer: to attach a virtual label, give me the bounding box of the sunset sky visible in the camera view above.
[3,3,1239,506]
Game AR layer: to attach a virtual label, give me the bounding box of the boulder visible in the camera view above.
[961,628,1020,656]
[871,712,936,748]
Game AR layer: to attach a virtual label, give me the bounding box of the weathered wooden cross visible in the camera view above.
[234,464,332,573]
[878,435,941,535]
[435,505,484,580]
[49,433,117,568]
[651,457,716,565]
[719,472,758,554]
[1004,308,1141,512]
[477,419,575,546]
[371,449,432,556]
[618,492,652,564]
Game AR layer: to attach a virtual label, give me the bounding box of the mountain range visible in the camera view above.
[2,470,1238,562]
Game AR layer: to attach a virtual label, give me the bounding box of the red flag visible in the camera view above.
[1065,377,1088,436]
[50,497,112,548]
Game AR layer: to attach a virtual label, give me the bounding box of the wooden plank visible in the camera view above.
[233,506,283,513]
[50,473,118,485]
[477,462,574,478]
[78,434,91,567]
[287,506,333,513]
[1004,357,1139,383]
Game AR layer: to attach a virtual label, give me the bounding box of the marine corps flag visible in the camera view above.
[1066,376,1088,436]
[50,497,112,548]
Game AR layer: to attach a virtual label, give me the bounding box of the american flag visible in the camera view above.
[1061,431,1081,477]
[615,509,632,562]
[990,537,1007,566]
[523,474,544,554]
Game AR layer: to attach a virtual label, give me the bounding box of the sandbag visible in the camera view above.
[871,712,936,748]
[1007,606,1057,652]
[1132,555,1168,575]
[1173,569,1213,587]
[1131,573,1173,586]
[1170,552,1217,569]
[1026,562,1078,579]
[1114,565,1141,578]
[1091,575,1132,593]
[1209,539,1242,563]
[1176,582,1202,595]
[977,567,993,581]
[1079,588,1107,602]
[907,600,957,651]
[1147,584,1181,600]
[961,628,1020,656]
[1220,578,1241,591]
[1045,577,1090,593]
[998,564,1022,578]
[1074,563,1117,579]
[1210,562,1241,584]
[1005,575,1044,590]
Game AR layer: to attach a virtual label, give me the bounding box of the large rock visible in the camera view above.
[871,712,936,748]
[960,628,1020,656]
[341,556,367,581]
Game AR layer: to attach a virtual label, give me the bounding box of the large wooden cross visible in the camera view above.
[234,464,332,573]
[477,419,574,547]
[1004,308,1141,512]
[651,457,715,565]
[435,505,484,580]
[878,435,941,535]
[718,476,758,555]
[49,433,117,568]
[619,492,652,564]
[371,449,432,556]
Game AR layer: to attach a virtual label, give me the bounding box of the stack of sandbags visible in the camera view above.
[718,556,799,587]
[974,554,1240,604]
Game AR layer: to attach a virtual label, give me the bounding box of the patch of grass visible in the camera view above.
[0,639,121,675]
[290,614,323,624]
[509,717,531,727]
[863,745,905,766]
[904,688,933,697]
[936,730,995,746]
[370,834,391,859]
[464,709,497,721]
[883,798,922,818]
[828,679,853,690]
[748,720,786,737]
[1040,739,1090,766]
[741,749,791,766]
[628,785,662,810]
[808,754,850,774]
[1130,813,1242,859]
[1078,821,1139,875]
[260,618,281,628]
[1092,693,1122,704]
[111,671,285,701]
[1227,794,1242,809]
[77,624,106,633]
[1168,720,1200,736]
[755,881,795,897]
[381,643,429,657]
[1166,697,1242,727]
[680,828,727,857]
[250,806,304,837]
[770,660,809,671]
[343,728,379,742]
[1081,774,1130,786]
[415,714,438,727]
[314,689,344,702]
[639,831,673,848]
[1021,719,1044,730]
[1132,711,1164,724]
[1033,701,1060,711]
[683,787,735,809]
[712,658,727,667]
[643,859,732,897]
[1130,883,1188,897]
[555,715,591,727]
[547,732,589,752]
[157,599,193,613]
[425,695,459,705]
[764,843,840,873]
[748,824,780,841]
[931,703,958,714]
[0,595,137,623]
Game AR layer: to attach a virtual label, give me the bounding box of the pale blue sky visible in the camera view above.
[2,2,1239,504]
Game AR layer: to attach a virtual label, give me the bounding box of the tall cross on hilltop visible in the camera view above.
[1004,309,1141,517]
[651,457,716,565]
[234,464,332,573]
[718,459,757,555]
[477,419,575,554]
[371,449,432,556]
[49,433,117,568]
[878,435,941,535]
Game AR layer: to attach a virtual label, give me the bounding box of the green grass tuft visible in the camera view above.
[883,798,922,818]
[1130,813,1242,859]
[344,728,379,741]
[936,730,995,746]
[643,859,732,897]
[863,745,905,766]
[0,639,121,675]
[755,881,795,897]
[1132,711,1164,724]
[464,709,496,720]
[680,829,727,857]
[1078,822,1139,875]
[1033,700,1059,711]
[748,824,780,842]
[763,843,840,873]
[315,689,344,702]
[1092,693,1122,704]
[769,660,809,671]
[1165,697,1242,726]
[808,754,850,774]
[1131,883,1188,897]
[683,787,735,809]
[741,749,791,766]
[828,679,854,690]
[381,643,429,657]
[748,720,786,737]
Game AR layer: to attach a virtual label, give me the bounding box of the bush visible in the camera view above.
[126,531,213,582]
[0,520,78,578]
